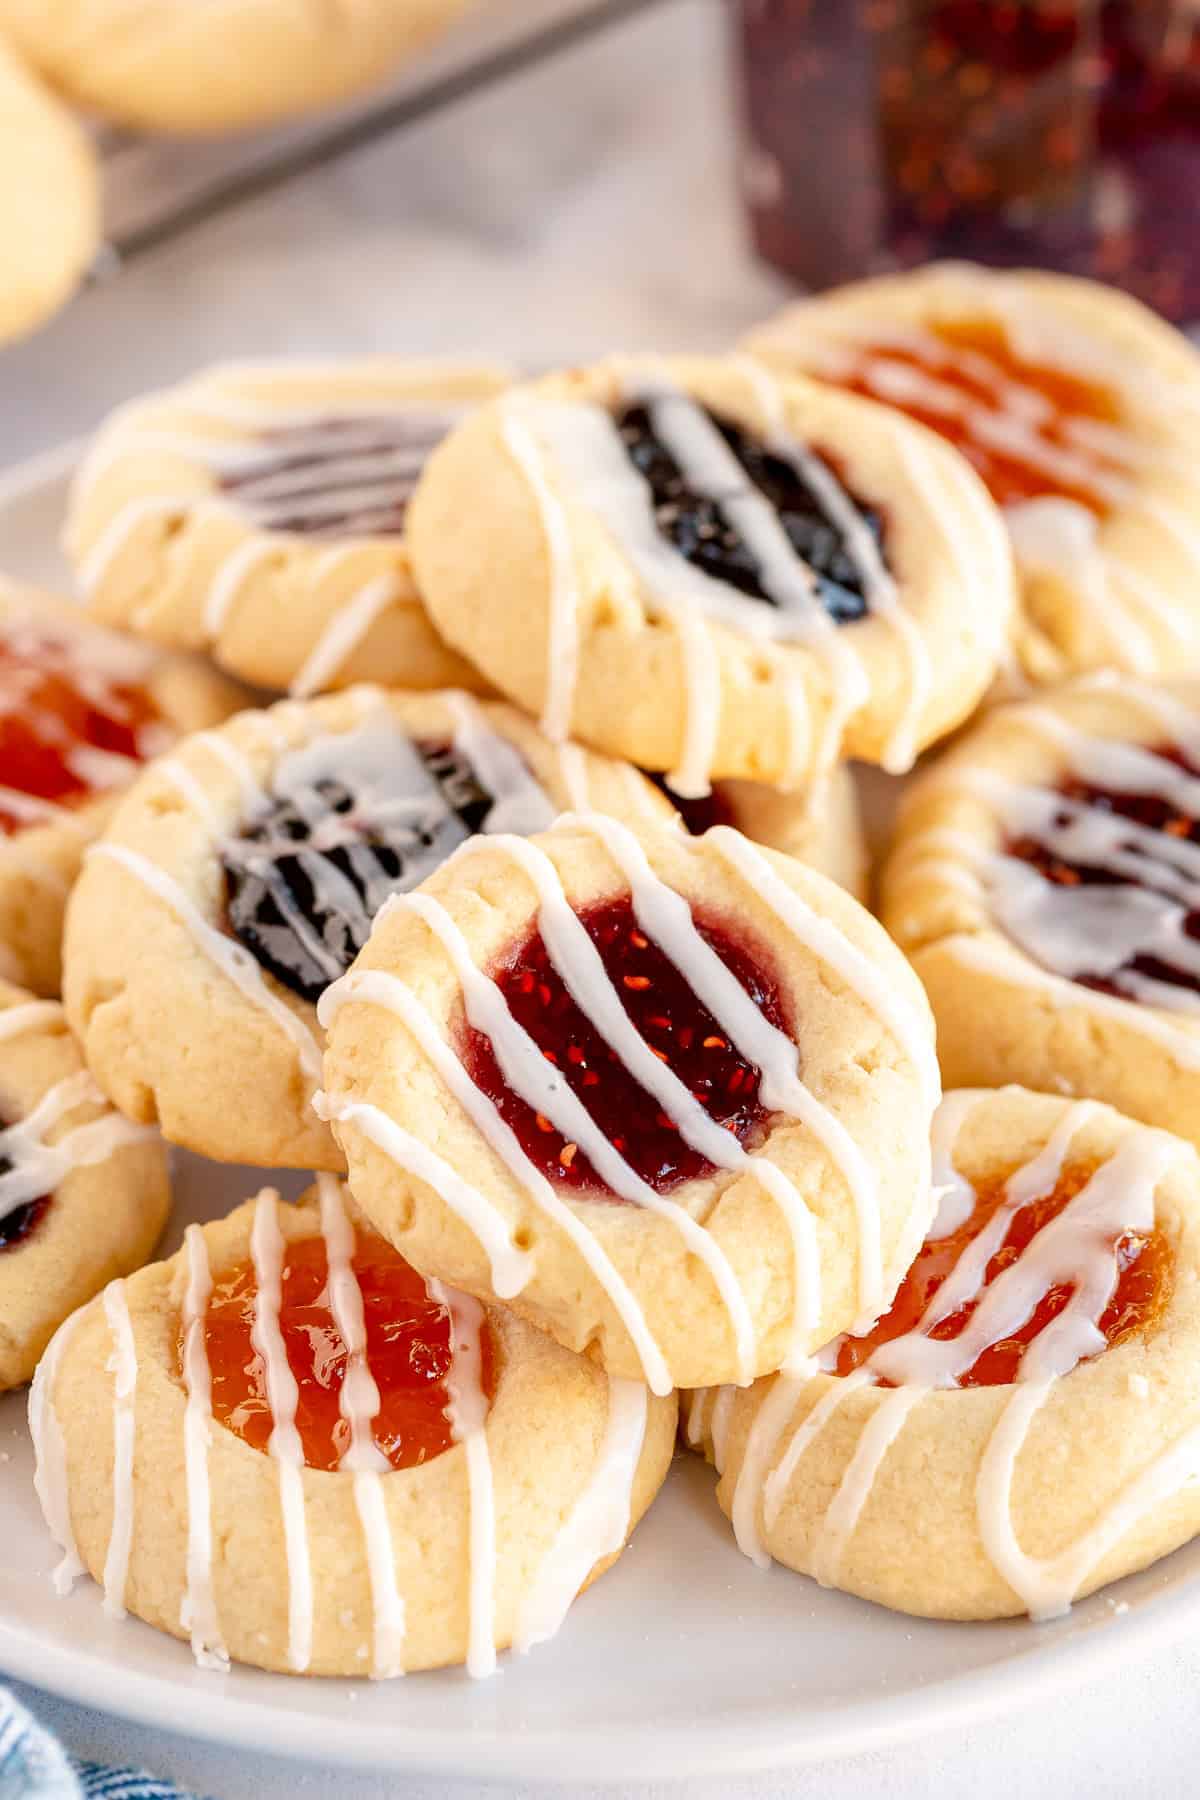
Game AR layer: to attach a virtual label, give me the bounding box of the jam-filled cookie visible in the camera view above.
[62,686,674,1170]
[0,580,247,996]
[684,1087,1200,1620]
[30,1181,676,1676]
[407,354,1014,795]
[319,812,940,1393]
[745,263,1200,687]
[65,358,511,695]
[883,674,1200,1152]
[0,37,99,345]
[0,0,474,134]
[0,981,167,1391]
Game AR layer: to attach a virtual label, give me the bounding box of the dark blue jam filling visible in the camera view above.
[616,402,887,625]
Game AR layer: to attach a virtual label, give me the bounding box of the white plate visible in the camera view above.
[1,447,1200,1785]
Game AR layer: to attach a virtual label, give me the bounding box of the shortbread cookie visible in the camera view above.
[407,354,1014,794]
[0,580,247,996]
[63,686,674,1170]
[684,1087,1200,1620]
[0,0,474,134]
[882,674,1200,1150]
[745,263,1200,687]
[0,981,166,1391]
[320,812,940,1392]
[30,1180,676,1676]
[65,358,511,694]
[0,37,99,345]
[649,765,868,902]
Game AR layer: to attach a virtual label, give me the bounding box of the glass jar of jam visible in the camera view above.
[735,0,1200,321]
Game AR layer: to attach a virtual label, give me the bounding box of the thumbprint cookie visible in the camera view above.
[62,686,675,1170]
[745,263,1200,687]
[407,354,1014,795]
[0,580,247,996]
[0,0,476,135]
[0,37,99,345]
[319,813,940,1393]
[30,1180,676,1676]
[65,357,511,695]
[684,1087,1200,1621]
[0,981,167,1391]
[883,674,1200,1153]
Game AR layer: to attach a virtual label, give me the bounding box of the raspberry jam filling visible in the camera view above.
[0,630,163,834]
[0,1152,50,1252]
[217,411,456,539]
[197,1229,493,1472]
[617,402,886,625]
[642,770,736,836]
[223,736,496,1003]
[461,896,786,1196]
[835,319,1122,513]
[1006,744,1200,1003]
[839,1163,1170,1389]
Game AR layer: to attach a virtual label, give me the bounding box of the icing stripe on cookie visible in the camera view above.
[28,1310,85,1595]
[428,1279,496,1680]
[101,1280,138,1620]
[180,1224,229,1672]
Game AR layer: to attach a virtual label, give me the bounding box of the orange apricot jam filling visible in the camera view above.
[838,1163,1171,1389]
[195,1231,495,1473]
[836,317,1124,514]
[0,629,165,833]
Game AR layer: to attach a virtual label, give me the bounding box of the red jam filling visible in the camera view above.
[642,771,736,837]
[0,630,164,833]
[1008,742,1200,1001]
[838,318,1122,513]
[198,1230,493,1473]
[839,1163,1170,1389]
[461,896,786,1196]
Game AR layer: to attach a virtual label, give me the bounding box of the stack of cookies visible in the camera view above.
[8,262,1200,1681]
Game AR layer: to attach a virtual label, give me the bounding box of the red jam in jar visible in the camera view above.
[737,1,1200,321]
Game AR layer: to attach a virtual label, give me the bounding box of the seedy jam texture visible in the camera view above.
[1007,742,1200,1003]
[839,1161,1170,1387]
[198,1229,492,1473]
[617,402,886,625]
[217,411,455,539]
[834,318,1123,513]
[461,896,787,1196]
[223,737,495,1004]
[0,629,164,834]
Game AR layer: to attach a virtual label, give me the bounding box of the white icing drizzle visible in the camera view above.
[0,1067,157,1226]
[0,1001,64,1042]
[513,1377,647,1653]
[288,574,406,698]
[100,1280,137,1621]
[427,1278,496,1679]
[731,1090,1193,1617]
[204,536,284,640]
[28,1310,85,1595]
[77,496,192,599]
[708,1384,736,1474]
[317,1173,405,1682]
[179,1224,229,1672]
[500,405,580,745]
[250,1190,313,1674]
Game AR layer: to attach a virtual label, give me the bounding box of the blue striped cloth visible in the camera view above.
[0,1690,204,1800]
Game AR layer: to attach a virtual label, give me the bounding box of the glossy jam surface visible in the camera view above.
[218,411,453,539]
[617,401,886,625]
[643,770,736,836]
[0,630,163,833]
[223,737,494,1003]
[0,1151,50,1252]
[837,319,1122,513]
[199,1229,492,1472]
[839,1162,1170,1387]
[462,896,787,1196]
[1008,742,1200,1002]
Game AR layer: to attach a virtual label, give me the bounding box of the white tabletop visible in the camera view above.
[2,1,1199,1792]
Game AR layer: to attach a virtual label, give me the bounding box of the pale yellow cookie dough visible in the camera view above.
[0,979,168,1390]
[689,1087,1200,1620]
[62,686,675,1170]
[65,358,512,695]
[33,1187,677,1676]
[0,580,248,997]
[745,262,1200,687]
[321,813,940,1391]
[407,353,1015,792]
